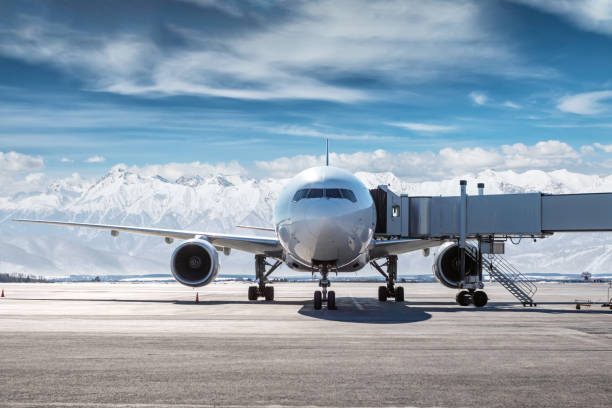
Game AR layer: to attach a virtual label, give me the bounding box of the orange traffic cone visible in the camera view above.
[1,289,4,297]
[195,292,199,303]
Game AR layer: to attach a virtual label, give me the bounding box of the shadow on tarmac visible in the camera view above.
[298,298,432,324]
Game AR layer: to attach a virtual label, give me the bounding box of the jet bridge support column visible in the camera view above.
[459,180,467,288]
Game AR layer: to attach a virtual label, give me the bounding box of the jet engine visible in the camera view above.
[171,239,219,287]
[432,242,478,288]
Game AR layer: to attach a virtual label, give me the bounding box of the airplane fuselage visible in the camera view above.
[274,166,376,272]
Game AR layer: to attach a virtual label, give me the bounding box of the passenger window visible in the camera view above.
[325,188,342,199]
[306,188,323,198]
[340,189,357,203]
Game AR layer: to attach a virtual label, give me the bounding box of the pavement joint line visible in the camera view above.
[350,296,364,310]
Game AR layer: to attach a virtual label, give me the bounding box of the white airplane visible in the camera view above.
[13,146,455,310]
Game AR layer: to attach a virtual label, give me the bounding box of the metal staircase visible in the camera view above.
[466,247,537,306]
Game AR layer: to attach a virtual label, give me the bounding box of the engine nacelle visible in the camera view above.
[432,242,478,289]
[171,239,219,287]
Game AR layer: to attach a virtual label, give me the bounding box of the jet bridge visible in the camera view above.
[370,184,612,239]
[370,181,612,306]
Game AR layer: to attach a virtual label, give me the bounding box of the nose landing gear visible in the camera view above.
[313,265,336,310]
[371,255,404,302]
[248,255,282,301]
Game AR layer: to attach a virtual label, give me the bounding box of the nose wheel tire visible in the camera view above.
[378,286,388,302]
[327,290,336,310]
[248,286,258,301]
[473,290,488,307]
[314,290,322,310]
[456,290,471,306]
[264,286,275,301]
[395,286,405,302]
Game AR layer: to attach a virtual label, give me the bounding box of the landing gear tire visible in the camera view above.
[248,286,258,301]
[264,286,274,301]
[395,286,405,302]
[378,286,388,302]
[314,290,322,310]
[456,290,471,306]
[473,291,488,307]
[327,290,336,310]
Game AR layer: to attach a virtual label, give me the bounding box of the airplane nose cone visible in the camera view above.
[303,201,364,263]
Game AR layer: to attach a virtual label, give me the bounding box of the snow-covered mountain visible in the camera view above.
[2,165,612,278]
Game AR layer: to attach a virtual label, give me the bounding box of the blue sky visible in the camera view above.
[1,0,612,182]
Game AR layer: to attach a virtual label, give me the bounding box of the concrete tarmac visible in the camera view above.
[0,281,610,407]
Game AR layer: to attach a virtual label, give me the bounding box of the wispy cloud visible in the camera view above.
[85,156,105,163]
[60,157,73,163]
[469,91,488,105]
[0,1,545,102]
[503,101,521,109]
[265,125,395,141]
[510,0,612,36]
[557,90,612,114]
[387,122,457,132]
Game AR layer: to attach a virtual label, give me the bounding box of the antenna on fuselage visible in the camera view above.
[326,138,329,166]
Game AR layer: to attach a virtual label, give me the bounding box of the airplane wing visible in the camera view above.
[368,238,445,260]
[12,219,284,258]
[236,225,276,232]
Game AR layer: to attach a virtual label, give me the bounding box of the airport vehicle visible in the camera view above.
[14,145,612,310]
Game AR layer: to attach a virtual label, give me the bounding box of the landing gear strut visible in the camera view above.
[313,264,336,310]
[248,255,282,301]
[371,255,404,302]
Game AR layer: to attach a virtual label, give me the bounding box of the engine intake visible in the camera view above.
[171,239,219,287]
[432,242,478,288]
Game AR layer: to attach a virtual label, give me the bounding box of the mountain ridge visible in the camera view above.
[2,167,612,277]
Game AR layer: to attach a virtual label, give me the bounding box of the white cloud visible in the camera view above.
[503,101,521,109]
[510,0,612,36]
[557,90,612,114]
[25,172,45,184]
[0,1,543,102]
[594,142,612,152]
[60,157,73,163]
[387,122,457,132]
[581,145,596,154]
[469,91,488,105]
[0,151,44,172]
[85,156,105,163]
[501,140,580,168]
[256,140,582,179]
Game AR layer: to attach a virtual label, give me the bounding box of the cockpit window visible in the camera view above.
[292,189,309,202]
[293,188,357,202]
[325,188,342,198]
[306,188,324,198]
[340,189,357,203]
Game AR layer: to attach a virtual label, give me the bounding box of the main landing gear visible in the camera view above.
[313,264,336,310]
[370,255,404,302]
[248,255,282,301]
[456,289,488,307]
